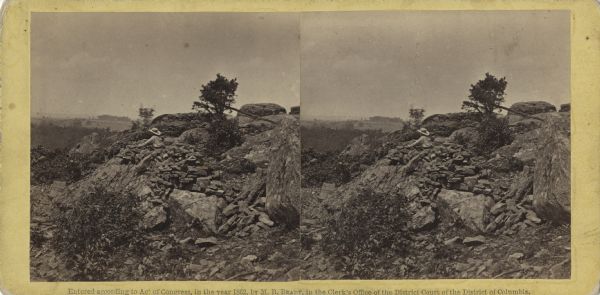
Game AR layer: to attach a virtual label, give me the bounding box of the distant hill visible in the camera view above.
[32,116,132,132]
[301,118,405,133]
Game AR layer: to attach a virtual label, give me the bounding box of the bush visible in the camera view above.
[206,119,243,155]
[53,188,143,280]
[322,189,411,278]
[474,116,513,154]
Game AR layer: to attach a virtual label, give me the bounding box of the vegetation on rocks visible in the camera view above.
[53,187,143,280]
[322,189,411,278]
[298,75,570,280]
[31,146,107,185]
[462,73,507,115]
[31,71,570,281]
[194,74,244,154]
[474,116,513,154]
[408,107,425,128]
[132,106,155,130]
[206,118,244,155]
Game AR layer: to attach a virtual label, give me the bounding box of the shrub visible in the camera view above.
[53,188,142,280]
[322,189,411,278]
[408,107,425,128]
[206,118,243,155]
[475,116,513,154]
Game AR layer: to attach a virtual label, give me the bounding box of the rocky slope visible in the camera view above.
[30,101,571,281]
[300,106,571,279]
[31,105,301,281]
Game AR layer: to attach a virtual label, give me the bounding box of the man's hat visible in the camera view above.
[149,127,162,136]
[417,128,430,136]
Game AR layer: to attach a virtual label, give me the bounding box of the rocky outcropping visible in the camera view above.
[176,127,209,145]
[510,101,556,115]
[48,114,303,239]
[266,117,300,228]
[170,189,223,233]
[507,101,556,124]
[437,189,494,233]
[448,127,479,147]
[327,136,545,237]
[533,115,570,224]
[151,113,207,136]
[421,112,480,136]
[239,103,286,117]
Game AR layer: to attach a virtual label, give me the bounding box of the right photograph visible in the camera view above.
[299,11,571,279]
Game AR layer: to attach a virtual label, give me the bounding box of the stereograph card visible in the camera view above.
[0,1,599,295]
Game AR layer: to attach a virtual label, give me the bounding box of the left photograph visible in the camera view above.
[30,12,301,281]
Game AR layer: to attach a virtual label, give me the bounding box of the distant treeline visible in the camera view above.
[368,116,403,122]
[31,122,112,150]
[97,114,132,121]
[301,125,383,152]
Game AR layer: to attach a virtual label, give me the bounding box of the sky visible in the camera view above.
[301,11,570,120]
[31,13,300,118]
[31,11,569,120]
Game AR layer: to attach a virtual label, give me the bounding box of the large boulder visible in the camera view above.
[65,157,151,205]
[265,117,300,228]
[448,127,479,147]
[176,127,209,145]
[223,121,281,168]
[533,115,570,224]
[421,112,480,136]
[141,205,168,230]
[325,161,420,211]
[238,103,286,117]
[510,101,557,115]
[437,189,495,233]
[507,101,556,124]
[497,112,570,167]
[151,112,207,137]
[170,189,223,233]
[237,114,290,135]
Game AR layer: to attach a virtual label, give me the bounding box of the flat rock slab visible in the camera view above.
[195,237,219,247]
[463,235,486,245]
[170,189,222,233]
[437,189,494,233]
